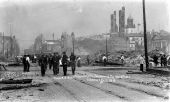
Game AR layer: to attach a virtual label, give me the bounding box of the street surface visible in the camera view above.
[0,64,169,102]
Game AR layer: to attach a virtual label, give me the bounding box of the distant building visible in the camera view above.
[125,33,144,51]
[119,6,125,37]
[110,34,130,51]
[110,11,118,33]
[43,40,61,53]
[61,32,73,54]
[0,33,20,57]
[151,34,170,55]
[125,16,136,34]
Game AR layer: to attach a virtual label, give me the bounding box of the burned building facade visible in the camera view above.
[119,6,125,37]
[110,11,118,33]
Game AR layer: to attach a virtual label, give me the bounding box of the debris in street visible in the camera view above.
[0,83,45,91]
[0,79,32,84]
[38,88,44,91]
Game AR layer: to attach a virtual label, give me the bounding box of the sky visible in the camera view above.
[0,0,169,50]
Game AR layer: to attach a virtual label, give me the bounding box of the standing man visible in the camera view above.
[48,54,53,70]
[120,55,125,64]
[62,52,68,76]
[102,55,107,66]
[139,55,145,72]
[52,52,61,75]
[77,56,81,67]
[153,54,158,67]
[40,54,48,76]
[163,54,167,67]
[70,52,76,75]
[86,55,90,65]
[161,54,164,67]
[26,55,30,72]
[22,55,27,72]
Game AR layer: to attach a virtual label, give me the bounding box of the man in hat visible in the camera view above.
[52,52,61,75]
[48,54,53,70]
[22,55,27,72]
[40,54,48,76]
[62,52,68,76]
[70,52,76,75]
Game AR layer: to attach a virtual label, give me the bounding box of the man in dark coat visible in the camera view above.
[62,52,68,76]
[70,52,76,75]
[26,55,30,72]
[48,54,53,70]
[153,55,158,67]
[22,55,27,72]
[161,54,164,67]
[163,54,167,67]
[52,52,61,75]
[40,54,48,76]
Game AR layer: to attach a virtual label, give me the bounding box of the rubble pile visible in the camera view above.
[0,72,25,80]
[90,50,143,66]
[129,80,170,89]
[0,72,39,81]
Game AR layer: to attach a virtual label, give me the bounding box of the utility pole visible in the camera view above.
[40,33,43,54]
[9,23,13,57]
[143,0,149,71]
[7,43,8,58]
[106,35,108,62]
[52,33,54,52]
[3,32,4,56]
[71,32,75,55]
[53,33,54,41]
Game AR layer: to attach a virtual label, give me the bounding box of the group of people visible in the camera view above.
[153,54,168,67]
[38,52,79,76]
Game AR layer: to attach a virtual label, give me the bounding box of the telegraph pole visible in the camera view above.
[106,35,108,62]
[52,33,54,52]
[143,0,149,70]
[3,32,4,56]
[40,33,43,54]
[9,23,14,58]
[52,33,54,41]
[71,32,75,55]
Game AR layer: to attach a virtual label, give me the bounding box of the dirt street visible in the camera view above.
[0,65,169,102]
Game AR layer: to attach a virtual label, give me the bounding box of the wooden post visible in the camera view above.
[143,0,149,70]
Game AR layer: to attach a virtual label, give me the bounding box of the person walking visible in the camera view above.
[40,54,48,76]
[70,52,76,75]
[62,52,68,76]
[52,52,61,75]
[48,54,53,70]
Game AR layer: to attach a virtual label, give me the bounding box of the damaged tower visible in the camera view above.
[110,11,118,33]
[119,6,125,37]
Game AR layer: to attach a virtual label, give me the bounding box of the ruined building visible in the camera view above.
[119,6,125,37]
[110,11,118,33]
[125,16,136,34]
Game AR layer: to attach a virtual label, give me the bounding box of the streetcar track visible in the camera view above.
[73,75,130,101]
[108,82,169,99]
[54,82,87,102]
[79,71,169,99]
[46,74,87,102]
